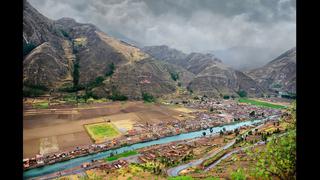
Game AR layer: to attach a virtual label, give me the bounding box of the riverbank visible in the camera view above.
[23,116,277,179]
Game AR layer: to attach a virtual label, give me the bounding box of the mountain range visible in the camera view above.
[23,1,296,99]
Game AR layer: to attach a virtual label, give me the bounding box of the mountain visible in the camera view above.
[143,45,265,97]
[246,47,296,94]
[211,46,277,71]
[23,1,194,99]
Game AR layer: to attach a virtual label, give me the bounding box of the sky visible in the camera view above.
[28,0,296,70]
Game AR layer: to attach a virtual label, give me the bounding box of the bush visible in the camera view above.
[108,92,128,101]
[58,84,85,93]
[23,42,36,56]
[87,76,105,88]
[223,95,230,99]
[105,63,115,77]
[170,72,179,81]
[23,84,49,97]
[73,61,80,87]
[237,90,247,98]
[230,168,246,180]
[142,92,155,102]
[59,29,71,39]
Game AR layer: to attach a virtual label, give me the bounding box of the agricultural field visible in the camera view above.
[85,122,121,143]
[238,98,287,109]
[23,101,197,158]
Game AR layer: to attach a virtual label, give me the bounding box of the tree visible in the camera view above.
[73,61,80,88]
[209,107,214,112]
[253,130,296,179]
[142,92,155,103]
[23,42,36,56]
[170,72,179,81]
[223,95,230,99]
[219,130,224,136]
[237,90,247,98]
[105,63,115,77]
[202,132,206,136]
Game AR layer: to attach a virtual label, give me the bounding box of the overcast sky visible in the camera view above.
[28,0,296,70]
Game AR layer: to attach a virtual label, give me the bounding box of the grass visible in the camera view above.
[33,102,49,109]
[85,123,120,142]
[168,176,194,180]
[238,98,286,109]
[105,150,138,162]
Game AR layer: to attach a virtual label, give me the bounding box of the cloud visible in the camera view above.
[28,0,296,69]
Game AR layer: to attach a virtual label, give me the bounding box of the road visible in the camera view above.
[166,140,236,176]
[204,131,289,171]
[166,121,271,176]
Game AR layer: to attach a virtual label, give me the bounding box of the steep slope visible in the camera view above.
[23,1,193,99]
[144,45,265,97]
[247,47,296,94]
[23,1,70,87]
[187,62,265,97]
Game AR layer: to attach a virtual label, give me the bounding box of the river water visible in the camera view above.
[24,117,272,179]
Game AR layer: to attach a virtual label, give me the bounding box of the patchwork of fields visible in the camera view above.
[23,101,195,158]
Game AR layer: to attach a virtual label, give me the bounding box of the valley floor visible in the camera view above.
[23,97,294,180]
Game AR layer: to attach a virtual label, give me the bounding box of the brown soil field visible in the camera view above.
[23,101,197,158]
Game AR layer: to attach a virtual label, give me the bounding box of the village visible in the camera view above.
[23,98,283,172]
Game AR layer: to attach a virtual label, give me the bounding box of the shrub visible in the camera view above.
[170,72,179,81]
[223,95,230,99]
[23,84,48,97]
[105,63,115,77]
[230,168,246,180]
[59,29,71,39]
[108,90,128,101]
[237,90,247,98]
[142,92,155,102]
[23,42,36,56]
[73,61,80,87]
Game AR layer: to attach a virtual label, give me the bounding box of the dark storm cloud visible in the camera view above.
[28,0,296,69]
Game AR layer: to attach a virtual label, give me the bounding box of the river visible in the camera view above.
[24,116,274,179]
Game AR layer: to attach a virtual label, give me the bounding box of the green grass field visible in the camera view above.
[33,102,49,109]
[105,150,138,161]
[85,122,120,142]
[239,98,286,109]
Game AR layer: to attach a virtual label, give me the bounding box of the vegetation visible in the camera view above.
[170,72,179,81]
[105,150,138,162]
[85,123,120,142]
[23,42,36,56]
[59,29,71,40]
[86,76,105,89]
[33,102,49,109]
[239,98,286,109]
[108,89,128,101]
[237,90,247,98]
[73,60,80,88]
[230,168,247,180]
[223,95,230,99]
[168,176,194,180]
[142,92,156,103]
[246,102,296,179]
[58,84,85,93]
[23,83,49,97]
[105,63,115,77]
[203,150,228,167]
